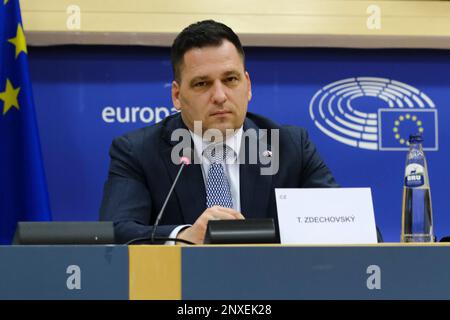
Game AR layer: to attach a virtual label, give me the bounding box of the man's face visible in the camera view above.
[172,40,252,136]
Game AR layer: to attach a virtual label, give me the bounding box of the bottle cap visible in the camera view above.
[409,134,423,144]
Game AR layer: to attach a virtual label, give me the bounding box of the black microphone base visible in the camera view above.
[204,219,277,244]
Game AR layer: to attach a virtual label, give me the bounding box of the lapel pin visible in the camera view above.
[262,150,272,157]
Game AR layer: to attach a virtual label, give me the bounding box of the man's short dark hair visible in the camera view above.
[171,20,245,82]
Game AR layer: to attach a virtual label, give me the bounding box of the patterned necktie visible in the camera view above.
[204,144,234,208]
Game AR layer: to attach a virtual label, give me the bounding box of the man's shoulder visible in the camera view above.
[113,112,182,144]
[245,112,307,137]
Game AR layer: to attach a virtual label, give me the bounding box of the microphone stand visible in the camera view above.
[151,160,188,243]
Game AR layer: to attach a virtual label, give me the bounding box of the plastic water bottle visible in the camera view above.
[401,134,434,242]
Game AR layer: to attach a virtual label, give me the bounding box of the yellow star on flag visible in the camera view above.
[0,79,21,115]
[8,23,28,58]
[4,0,9,5]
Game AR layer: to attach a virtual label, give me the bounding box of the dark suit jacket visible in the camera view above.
[99,112,338,243]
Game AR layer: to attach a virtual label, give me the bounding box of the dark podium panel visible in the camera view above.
[0,245,128,300]
[181,244,450,299]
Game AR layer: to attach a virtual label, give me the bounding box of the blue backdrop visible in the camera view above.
[28,45,450,242]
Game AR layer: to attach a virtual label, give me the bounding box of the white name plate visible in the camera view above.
[275,188,378,244]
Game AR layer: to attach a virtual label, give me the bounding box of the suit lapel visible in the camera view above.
[239,118,274,219]
[160,115,206,224]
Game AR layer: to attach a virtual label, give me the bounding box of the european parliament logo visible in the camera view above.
[309,77,438,151]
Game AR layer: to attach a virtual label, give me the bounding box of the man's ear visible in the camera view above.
[245,71,252,101]
[172,80,182,110]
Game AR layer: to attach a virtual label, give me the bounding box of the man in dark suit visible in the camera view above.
[100,20,338,244]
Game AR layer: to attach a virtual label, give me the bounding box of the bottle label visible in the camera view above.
[404,163,425,187]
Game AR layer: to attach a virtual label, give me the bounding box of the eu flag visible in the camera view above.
[378,109,438,151]
[0,0,51,244]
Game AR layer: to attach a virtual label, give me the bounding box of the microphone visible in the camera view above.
[150,154,191,244]
[125,152,194,245]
